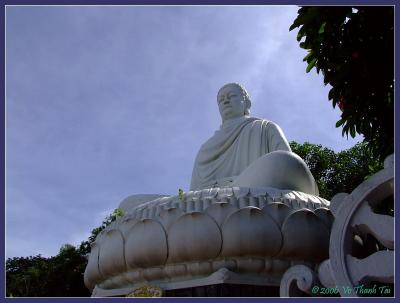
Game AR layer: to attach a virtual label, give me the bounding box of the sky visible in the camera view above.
[5,5,362,258]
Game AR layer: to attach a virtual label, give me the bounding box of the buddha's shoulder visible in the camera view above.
[248,118,284,132]
[247,117,273,126]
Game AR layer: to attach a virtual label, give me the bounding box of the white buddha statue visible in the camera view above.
[190,83,319,196]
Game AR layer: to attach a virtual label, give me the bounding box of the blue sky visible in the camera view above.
[6,5,362,258]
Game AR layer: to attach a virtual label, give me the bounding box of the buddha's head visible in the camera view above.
[217,83,251,122]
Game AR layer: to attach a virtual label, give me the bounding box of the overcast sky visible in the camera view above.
[6,5,362,258]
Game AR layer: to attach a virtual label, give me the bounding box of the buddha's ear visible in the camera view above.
[244,98,251,115]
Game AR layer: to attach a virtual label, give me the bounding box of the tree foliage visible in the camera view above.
[6,208,124,297]
[290,6,394,161]
[78,208,124,255]
[6,245,89,297]
[290,141,383,201]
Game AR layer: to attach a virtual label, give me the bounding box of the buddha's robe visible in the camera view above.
[190,116,291,190]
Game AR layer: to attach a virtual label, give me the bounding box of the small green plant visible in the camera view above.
[112,208,125,218]
[178,188,185,202]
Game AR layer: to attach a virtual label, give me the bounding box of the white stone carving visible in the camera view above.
[118,194,169,213]
[279,209,330,261]
[351,202,394,249]
[317,259,335,289]
[279,264,318,297]
[84,186,330,297]
[346,251,394,284]
[98,229,125,277]
[221,207,282,257]
[190,83,318,195]
[125,219,167,268]
[317,154,394,297]
[168,212,222,262]
[233,151,319,195]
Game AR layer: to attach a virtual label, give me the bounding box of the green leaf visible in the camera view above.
[336,118,345,127]
[328,88,335,100]
[178,188,185,201]
[342,123,349,137]
[318,22,326,34]
[296,25,306,42]
[113,208,124,218]
[289,22,299,31]
[302,50,313,62]
[306,58,317,73]
[350,125,356,138]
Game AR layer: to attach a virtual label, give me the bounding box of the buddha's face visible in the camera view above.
[217,85,246,121]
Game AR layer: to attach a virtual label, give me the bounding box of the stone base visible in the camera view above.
[85,186,331,297]
[165,283,279,297]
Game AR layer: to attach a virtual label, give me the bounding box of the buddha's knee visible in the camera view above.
[233,150,319,195]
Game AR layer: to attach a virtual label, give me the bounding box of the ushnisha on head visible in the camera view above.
[217,83,252,122]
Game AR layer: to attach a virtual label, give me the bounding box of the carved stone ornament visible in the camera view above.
[329,155,394,296]
[327,154,394,297]
[280,154,394,297]
[279,265,318,297]
[84,187,331,297]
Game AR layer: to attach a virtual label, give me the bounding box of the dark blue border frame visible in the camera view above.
[1,0,399,5]
[1,1,398,302]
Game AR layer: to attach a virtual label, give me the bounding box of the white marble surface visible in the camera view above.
[190,83,318,195]
[84,186,331,296]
